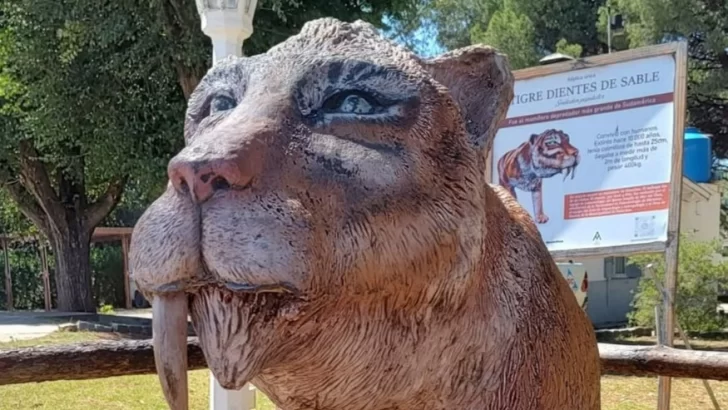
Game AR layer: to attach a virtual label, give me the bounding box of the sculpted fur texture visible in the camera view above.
[497,129,580,224]
[129,18,600,410]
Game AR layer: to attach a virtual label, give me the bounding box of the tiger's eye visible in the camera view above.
[340,95,374,114]
[211,95,236,115]
[320,90,381,116]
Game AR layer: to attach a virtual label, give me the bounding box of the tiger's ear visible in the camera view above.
[421,45,514,157]
[529,134,539,144]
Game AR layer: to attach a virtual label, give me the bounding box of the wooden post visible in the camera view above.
[676,317,722,410]
[2,238,12,311]
[649,263,722,410]
[5,340,728,386]
[209,374,256,410]
[657,40,688,410]
[655,304,664,346]
[39,244,51,312]
[121,235,131,310]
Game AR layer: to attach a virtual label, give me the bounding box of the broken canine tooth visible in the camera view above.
[152,292,189,410]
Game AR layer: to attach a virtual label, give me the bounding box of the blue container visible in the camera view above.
[683,126,712,183]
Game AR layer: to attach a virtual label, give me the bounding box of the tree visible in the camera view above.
[402,0,605,61]
[417,0,501,50]
[555,38,584,59]
[470,5,539,69]
[0,1,189,312]
[511,0,603,56]
[607,0,727,234]
[0,1,418,312]
[629,238,728,332]
[610,0,728,155]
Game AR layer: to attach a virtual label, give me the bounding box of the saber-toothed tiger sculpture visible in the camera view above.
[129,18,600,410]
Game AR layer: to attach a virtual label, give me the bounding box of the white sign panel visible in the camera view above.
[491,54,677,252]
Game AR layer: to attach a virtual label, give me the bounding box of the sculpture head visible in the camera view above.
[129,17,513,409]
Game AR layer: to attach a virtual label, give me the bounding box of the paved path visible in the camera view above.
[0,308,184,342]
[0,311,93,342]
[113,308,152,319]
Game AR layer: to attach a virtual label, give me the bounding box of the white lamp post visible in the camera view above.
[195,0,258,63]
[194,4,259,410]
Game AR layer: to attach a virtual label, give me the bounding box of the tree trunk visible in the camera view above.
[50,223,95,312]
[4,142,127,313]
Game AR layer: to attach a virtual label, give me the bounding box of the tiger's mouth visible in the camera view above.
[562,164,577,181]
[190,285,306,386]
[150,282,307,409]
[561,156,579,181]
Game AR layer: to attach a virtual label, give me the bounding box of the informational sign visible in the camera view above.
[490,45,686,257]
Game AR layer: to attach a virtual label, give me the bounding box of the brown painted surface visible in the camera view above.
[129,18,600,410]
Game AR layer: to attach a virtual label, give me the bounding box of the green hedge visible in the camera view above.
[0,242,125,310]
[629,238,728,333]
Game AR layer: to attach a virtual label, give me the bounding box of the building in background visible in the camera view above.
[579,177,721,328]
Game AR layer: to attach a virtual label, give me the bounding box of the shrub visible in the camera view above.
[629,237,728,332]
[90,244,125,308]
[99,304,115,314]
[1,241,125,310]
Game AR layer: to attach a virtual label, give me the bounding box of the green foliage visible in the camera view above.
[91,245,125,308]
[99,304,115,314]
[555,38,583,59]
[0,0,196,310]
[0,191,36,237]
[1,243,131,310]
[609,0,728,230]
[512,0,603,55]
[0,0,189,193]
[611,0,728,155]
[419,0,501,50]
[403,0,604,61]
[471,5,539,69]
[595,4,630,51]
[0,244,47,310]
[629,238,728,332]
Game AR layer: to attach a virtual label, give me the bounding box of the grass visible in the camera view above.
[602,375,728,409]
[2,332,728,409]
[0,331,276,410]
[0,330,116,348]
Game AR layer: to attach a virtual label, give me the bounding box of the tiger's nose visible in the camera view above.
[168,158,238,203]
[167,143,264,203]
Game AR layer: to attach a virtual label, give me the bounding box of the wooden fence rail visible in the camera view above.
[2,340,728,386]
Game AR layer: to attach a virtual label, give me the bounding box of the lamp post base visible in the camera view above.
[209,373,257,410]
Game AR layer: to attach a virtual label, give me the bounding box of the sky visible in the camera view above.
[380,16,446,58]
